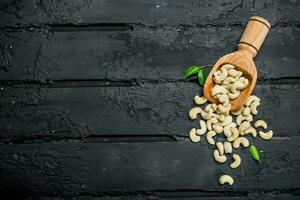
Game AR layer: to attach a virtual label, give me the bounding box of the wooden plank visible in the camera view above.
[0,83,299,140]
[0,0,299,27]
[0,26,299,81]
[0,138,299,196]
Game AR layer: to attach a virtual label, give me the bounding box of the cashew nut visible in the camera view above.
[217,103,231,114]
[223,77,235,85]
[227,127,239,142]
[205,103,217,112]
[201,111,212,120]
[212,124,223,134]
[206,130,216,145]
[242,107,250,116]
[218,94,229,104]
[230,81,244,93]
[194,95,207,105]
[219,175,234,185]
[213,149,227,163]
[259,130,273,140]
[211,85,227,96]
[238,121,251,135]
[196,120,207,135]
[224,123,236,138]
[189,107,202,120]
[245,95,260,106]
[214,68,228,83]
[224,141,232,154]
[236,114,253,125]
[250,100,260,115]
[218,114,226,122]
[228,91,240,100]
[228,69,238,77]
[189,128,200,143]
[219,115,232,127]
[206,117,218,131]
[216,142,224,155]
[244,127,257,137]
[221,64,235,71]
[231,106,244,116]
[254,120,267,129]
[233,137,249,148]
[230,154,241,169]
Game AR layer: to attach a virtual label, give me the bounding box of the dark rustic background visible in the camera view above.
[0,0,300,199]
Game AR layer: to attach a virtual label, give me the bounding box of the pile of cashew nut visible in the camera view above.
[188,64,273,186]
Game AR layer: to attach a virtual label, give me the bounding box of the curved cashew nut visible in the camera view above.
[238,121,251,135]
[217,104,231,114]
[201,110,212,120]
[224,123,236,138]
[205,103,217,112]
[212,124,223,134]
[221,64,235,71]
[242,78,249,89]
[236,114,253,125]
[223,77,235,85]
[230,154,241,169]
[189,107,202,120]
[230,81,244,93]
[216,142,224,155]
[218,114,226,122]
[231,106,244,115]
[228,69,238,77]
[233,137,249,148]
[242,107,250,116]
[244,127,257,137]
[245,95,260,106]
[189,128,200,143]
[227,127,239,142]
[218,94,229,104]
[224,141,232,153]
[228,91,240,100]
[206,130,216,145]
[219,175,234,185]
[219,115,232,127]
[250,100,260,115]
[194,95,207,105]
[211,85,227,96]
[259,130,273,140]
[221,84,231,90]
[214,149,227,163]
[196,120,207,135]
[206,117,218,131]
[214,68,228,82]
[254,120,267,129]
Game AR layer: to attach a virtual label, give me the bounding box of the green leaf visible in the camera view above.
[249,145,262,163]
[198,69,206,86]
[183,66,201,80]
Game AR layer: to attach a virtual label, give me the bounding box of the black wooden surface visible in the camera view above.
[0,0,300,199]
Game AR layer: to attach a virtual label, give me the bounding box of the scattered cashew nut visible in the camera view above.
[189,128,200,143]
[216,142,224,156]
[244,127,257,137]
[219,175,234,185]
[194,95,207,105]
[233,137,249,148]
[254,120,267,129]
[230,154,241,169]
[206,130,217,145]
[224,142,232,154]
[214,149,227,163]
[196,120,207,135]
[259,130,273,140]
[189,107,202,120]
[206,117,218,131]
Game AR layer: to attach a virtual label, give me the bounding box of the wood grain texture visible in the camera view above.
[0,0,299,27]
[0,138,299,196]
[0,26,299,81]
[0,83,299,140]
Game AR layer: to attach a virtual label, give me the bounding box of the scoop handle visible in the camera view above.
[237,16,271,57]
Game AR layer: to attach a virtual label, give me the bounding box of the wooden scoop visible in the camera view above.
[203,16,271,111]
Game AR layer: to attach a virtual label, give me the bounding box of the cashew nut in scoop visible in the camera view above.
[189,107,202,120]
[230,81,245,93]
[250,100,260,115]
[214,149,227,163]
[196,120,207,135]
[194,95,207,105]
[233,137,249,148]
[214,68,228,83]
[219,115,232,127]
[244,127,257,137]
[216,142,224,155]
[242,107,250,116]
[224,142,232,153]
[228,69,238,77]
[223,77,235,85]
[211,85,227,96]
[236,114,253,125]
[219,175,234,185]
[227,127,239,142]
[231,106,244,116]
[254,120,267,129]
[230,154,241,169]
[228,91,240,100]
[238,121,251,135]
[245,95,260,106]
[259,130,273,140]
[221,64,235,71]
[189,128,200,143]
[224,123,236,138]
[206,130,216,145]
[206,117,218,131]
[212,124,223,134]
